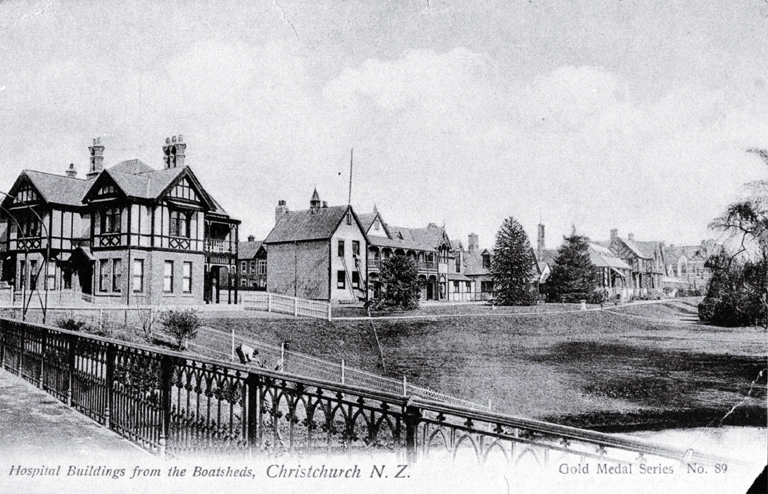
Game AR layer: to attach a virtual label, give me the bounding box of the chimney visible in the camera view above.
[537,224,545,254]
[86,137,104,178]
[65,163,77,178]
[275,200,289,224]
[310,188,321,212]
[610,228,618,243]
[468,233,479,253]
[628,232,635,242]
[163,135,186,169]
[247,235,255,242]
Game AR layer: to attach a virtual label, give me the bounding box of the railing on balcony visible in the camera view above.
[418,261,435,270]
[0,317,746,471]
[204,238,235,254]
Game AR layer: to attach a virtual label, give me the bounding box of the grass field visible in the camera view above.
[199,299,766,431]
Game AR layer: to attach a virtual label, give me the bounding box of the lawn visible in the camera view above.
[197,299,766,431]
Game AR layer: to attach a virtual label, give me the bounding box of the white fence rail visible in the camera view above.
[196,326,490,412]
[239,292,331,320]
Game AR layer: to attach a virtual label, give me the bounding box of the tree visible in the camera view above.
[490,217,538,306]
[545,233,598,302]
[160,308,202,350]
[368,255,420,310]
[699,148,768,326]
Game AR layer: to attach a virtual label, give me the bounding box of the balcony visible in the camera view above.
[205,238,235,254]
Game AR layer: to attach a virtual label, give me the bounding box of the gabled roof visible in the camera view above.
[9,170,94,207]
[464,248,491,276]
[238,240,265,259]
[109,159,155,175]
[264,205,367,244]
[588,243,631,270]
[81,163,227,217]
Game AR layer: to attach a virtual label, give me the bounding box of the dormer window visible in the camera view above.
[482,253,491,269]
[102,207,121,233]
[170,210,191,238]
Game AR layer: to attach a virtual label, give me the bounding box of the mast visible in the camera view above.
[348,148,353,205]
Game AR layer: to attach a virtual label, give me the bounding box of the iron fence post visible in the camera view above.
[39,326,48,389]
[158,354,173,459]
[66,333,76,406]
[0,320,5,370]
[404,404,422,464]
[247,372,261,456]
[104,343,116,429]
[18,324,24,375]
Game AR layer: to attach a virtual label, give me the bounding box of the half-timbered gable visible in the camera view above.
[1,136,240,306]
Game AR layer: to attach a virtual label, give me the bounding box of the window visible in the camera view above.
[99,259,109,292]
[182,262,192,293]
[338,240,345,257]
[29,260,37,290]
[482,254,491,269]
[258,260,267,275]
[352,241,360,257]
[164,261,174,293]
[15,184,39,203]
[169,210,190,237]
[170,180,198,202]
[240,261,247,274]
[133,259,144,292]
[20,217,40,237]
[455,255,461,273]
[374,220,380,231]
[481,281,493,293]
[102,207,121,234]
[337,270,345,289]
[352,271,360,289]
[249,261,256,274]
[346,212,352,225]
[98,185,117,196]
[112,259,122,292]
[466,281,471,293]
[240,278,247,287]
[453,281,459,292]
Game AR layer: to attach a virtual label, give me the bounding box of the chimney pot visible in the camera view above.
[178,134,183,142]
[166,137,171,144]
[322,201,327,208]
[66,163,77,178]
[248,235,255,242]
[628,232,635,242]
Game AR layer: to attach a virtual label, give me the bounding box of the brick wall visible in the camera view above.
[267,241,330,300]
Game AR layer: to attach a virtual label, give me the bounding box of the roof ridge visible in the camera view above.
[24,169,88,181]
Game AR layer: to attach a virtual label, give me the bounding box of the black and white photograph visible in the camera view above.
[0,1,766,493]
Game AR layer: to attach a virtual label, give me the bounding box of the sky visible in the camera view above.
[1,0,767,250]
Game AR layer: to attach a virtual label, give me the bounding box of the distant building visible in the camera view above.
[361,207,455,302]
[661,240,720,292]
[238,235,267,290]
[607,229,665,293]
[263,190,368,303]
[0,136,240,305]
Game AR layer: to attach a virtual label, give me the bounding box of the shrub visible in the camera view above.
[587,289,610,305]
[160,308,202,350]
[56,318,89,332]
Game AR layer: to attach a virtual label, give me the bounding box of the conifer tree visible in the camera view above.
[369,255,420,310]
[490,217,538,305]
[545,233,597,302]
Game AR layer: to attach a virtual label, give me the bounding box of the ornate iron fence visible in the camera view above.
[0,317,741,470]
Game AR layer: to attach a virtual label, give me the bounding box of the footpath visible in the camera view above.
[0,370,146,461]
